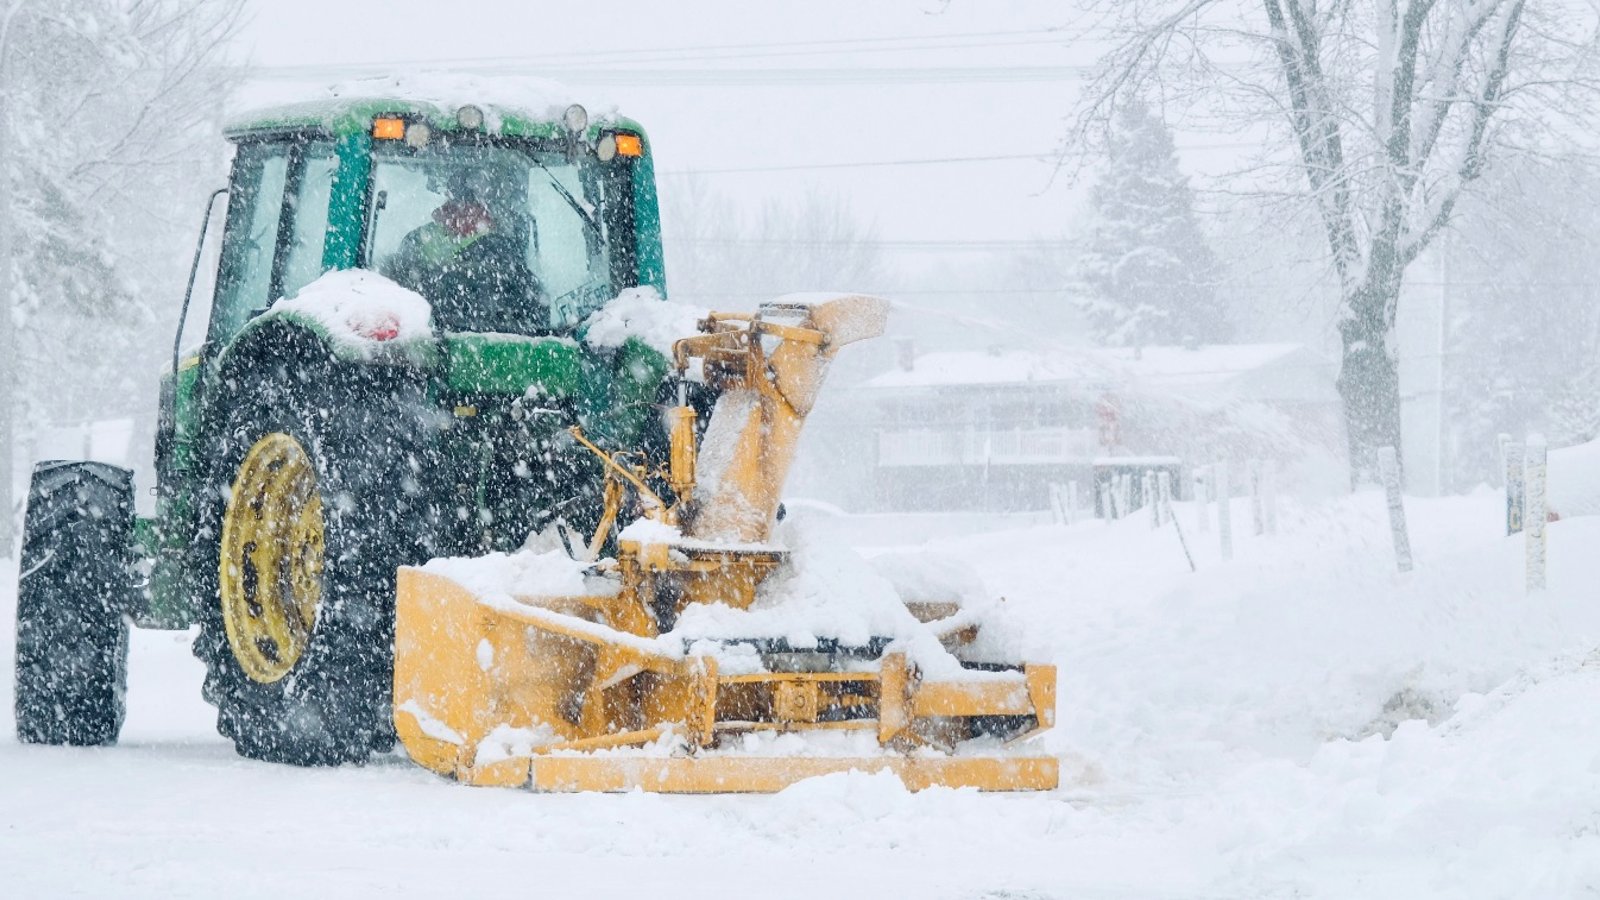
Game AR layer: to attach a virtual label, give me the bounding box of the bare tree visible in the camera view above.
[661,178,884,309]
[1073,0,1595,481]
[0,0,244,554]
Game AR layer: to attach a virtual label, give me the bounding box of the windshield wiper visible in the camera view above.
[525,156,603,240]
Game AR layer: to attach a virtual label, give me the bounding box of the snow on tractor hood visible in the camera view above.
[229,73,623,137]
[581,286,707,359]
[270,269,434,352]
[323,73,602,127]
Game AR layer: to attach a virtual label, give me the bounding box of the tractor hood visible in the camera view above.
[440,333,586,397]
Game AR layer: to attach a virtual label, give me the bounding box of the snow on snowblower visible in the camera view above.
[393,295,1059,792]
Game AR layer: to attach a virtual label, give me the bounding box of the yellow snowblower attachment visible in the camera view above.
[393,295,1058,792]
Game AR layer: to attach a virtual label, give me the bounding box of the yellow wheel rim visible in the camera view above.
[219,432,325,684]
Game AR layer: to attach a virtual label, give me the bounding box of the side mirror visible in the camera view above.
[171,187,229,378]
[362,189,389,267]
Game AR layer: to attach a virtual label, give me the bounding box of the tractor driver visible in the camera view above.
[384,166,547,334]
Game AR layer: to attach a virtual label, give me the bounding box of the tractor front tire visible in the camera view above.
[193,359,434,766]
[13,462,136,746]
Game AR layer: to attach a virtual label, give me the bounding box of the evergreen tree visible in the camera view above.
[1076,100,1228,347]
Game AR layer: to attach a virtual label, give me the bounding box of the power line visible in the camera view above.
[678,288,1076,297]
[495,35,1085,69]
[554,38,1074,67]
[252,65,1095,86]
[520,65,1093,86]
[662,152,1054,175]
[669,237,1069,251]
[512,27,1075,62]
[661,140,1264,175]
[247,28,1085,76]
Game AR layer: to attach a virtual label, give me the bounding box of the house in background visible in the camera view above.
[834,342,1343,513]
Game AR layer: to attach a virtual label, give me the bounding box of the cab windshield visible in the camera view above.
[367,139,615,334]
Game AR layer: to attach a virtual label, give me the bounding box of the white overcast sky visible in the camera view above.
[234,0,1097,246]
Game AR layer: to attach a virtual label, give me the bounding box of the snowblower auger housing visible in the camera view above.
[393,296,1060,792]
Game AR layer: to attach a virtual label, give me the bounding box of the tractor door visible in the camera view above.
[207,137,340,346]
[148,134,353,626]
[160,136,339,479]
[154,136,340,531]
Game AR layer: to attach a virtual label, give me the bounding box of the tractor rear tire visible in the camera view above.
[193,358,435,766]
[13,462,136,746]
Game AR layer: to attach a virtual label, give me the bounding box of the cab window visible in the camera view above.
[209,138,340,343]
[210,141,290,342]
[280,142,339,298]
[367,139,614,335]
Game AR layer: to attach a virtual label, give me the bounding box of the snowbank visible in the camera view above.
[1547,435,1600,517]
[865,550,986,607]
[10,492,1600,897]
[269,269,432,352]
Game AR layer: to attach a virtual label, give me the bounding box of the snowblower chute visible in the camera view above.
[393,295,1058,792]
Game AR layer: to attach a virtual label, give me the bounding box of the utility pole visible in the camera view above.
[1436,229,1450,497]
[0,20,14,558]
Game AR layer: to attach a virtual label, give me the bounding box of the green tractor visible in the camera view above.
[12,96,680,764]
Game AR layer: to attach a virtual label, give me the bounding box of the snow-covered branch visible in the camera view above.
[1070,0,1597,476]
[1399,0,1525,265]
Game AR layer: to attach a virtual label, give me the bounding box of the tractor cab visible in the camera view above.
[201,99,664,350]
[146,98,673,629]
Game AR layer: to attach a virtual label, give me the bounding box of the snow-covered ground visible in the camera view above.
[4,491,1599,898]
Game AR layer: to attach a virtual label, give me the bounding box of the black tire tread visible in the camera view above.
[191,344,433,767]
[13,462,135,746]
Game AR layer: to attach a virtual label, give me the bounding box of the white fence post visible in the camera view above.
[1169,481,1196,573]
[1526,434,1547,592]
[1067,480,1079,525]
[1216,460,1233,561]
[1263,459,1279,535]
[1505,441,1525,536]
[1144,470,1159,528]
[1249,459,1266,536]
[1099,483,1113,521]
[1158,470,1173,524]
[1377,446,1412,573]
[1194,465,1211,533]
